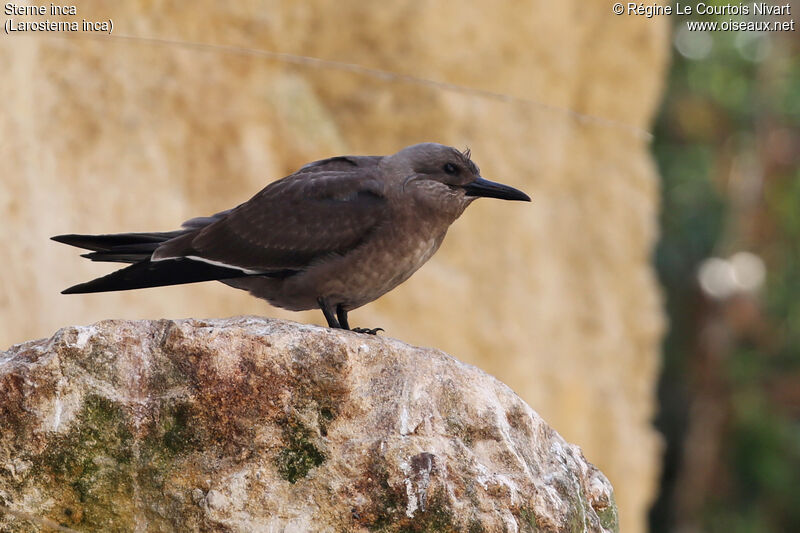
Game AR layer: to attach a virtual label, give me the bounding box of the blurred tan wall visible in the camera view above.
[0,2,669,531]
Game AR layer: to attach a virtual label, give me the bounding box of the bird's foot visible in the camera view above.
[351,327,384,335]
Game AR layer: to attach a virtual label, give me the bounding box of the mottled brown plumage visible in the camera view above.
[53,143,530,332]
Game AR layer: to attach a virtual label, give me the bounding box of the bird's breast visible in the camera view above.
[336,227,445,308]
[274,216,447,311]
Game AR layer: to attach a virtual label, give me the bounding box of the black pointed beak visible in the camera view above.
[462,177,531,202]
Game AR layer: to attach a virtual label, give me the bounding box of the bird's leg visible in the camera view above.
[317,297,341,329]
[336,303,383,335]
[321,300,382,335]
[336,304,351,330]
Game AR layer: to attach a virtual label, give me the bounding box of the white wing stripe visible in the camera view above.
[151,253,265,275]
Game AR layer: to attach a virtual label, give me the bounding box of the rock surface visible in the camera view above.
[1,3,668,530]
[0,318,617,532]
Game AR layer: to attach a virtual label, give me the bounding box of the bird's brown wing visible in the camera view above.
[153,168,388,273]
[296,155,382,173]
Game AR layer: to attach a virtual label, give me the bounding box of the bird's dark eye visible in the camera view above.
[443,163,458,175]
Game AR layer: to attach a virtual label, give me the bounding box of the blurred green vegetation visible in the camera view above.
[650,5,800,533]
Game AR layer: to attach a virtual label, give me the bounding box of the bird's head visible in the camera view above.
[384,143,530,216]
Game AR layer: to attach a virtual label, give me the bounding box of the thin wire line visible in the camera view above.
[50,32,653,141]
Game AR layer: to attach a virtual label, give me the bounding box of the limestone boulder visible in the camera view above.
[0,317,617,532]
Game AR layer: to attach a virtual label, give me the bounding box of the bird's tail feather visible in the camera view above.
[61,259,249,294]
[53,229,292,294]
[52,231,186,263]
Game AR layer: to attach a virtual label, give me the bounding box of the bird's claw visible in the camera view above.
[351,327,384,335]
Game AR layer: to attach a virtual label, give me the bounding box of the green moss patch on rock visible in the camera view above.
[275,416,326,483]
[519,506,539,532]
[594,494,620,533]
[369,486,457,533]
[41,393,136,531]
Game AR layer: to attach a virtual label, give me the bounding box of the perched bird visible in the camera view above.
[53,143,530,333]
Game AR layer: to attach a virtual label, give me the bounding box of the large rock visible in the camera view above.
[1,3,668,530]
[0,318,617,532]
